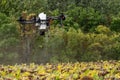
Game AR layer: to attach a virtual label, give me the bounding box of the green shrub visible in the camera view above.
[111,18,120,32]
[44,27,120,62]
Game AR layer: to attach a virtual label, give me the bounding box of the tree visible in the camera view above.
[0,13,19,63]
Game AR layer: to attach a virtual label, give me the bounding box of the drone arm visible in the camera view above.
[47,14,65,27]
[17,16,37,24]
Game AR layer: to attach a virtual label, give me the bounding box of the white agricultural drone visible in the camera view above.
[17,12,65,35]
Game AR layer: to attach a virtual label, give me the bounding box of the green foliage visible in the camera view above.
[46,27,120,62]
[0,13,10,25]
[1,0,120,64]
[0,13,20,64]
[65,6,103,31]
[0,13,19,44]
[95,25,111,35]
[47,0,74,12]
[1,0,120,32]
[0,0,47,16]
[111,18,120,32]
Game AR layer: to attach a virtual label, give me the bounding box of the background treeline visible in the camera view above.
[0,0,120,64]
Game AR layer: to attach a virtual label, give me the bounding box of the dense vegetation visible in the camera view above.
[1,61,120,80]
[0,0,120,64]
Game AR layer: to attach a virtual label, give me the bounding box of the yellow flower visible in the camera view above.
[115,73,120,78]
[22,72,30,77]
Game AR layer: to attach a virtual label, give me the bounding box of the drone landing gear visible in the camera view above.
[40,31,45,35]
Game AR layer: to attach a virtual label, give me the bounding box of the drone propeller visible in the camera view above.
[59,13,66,20]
